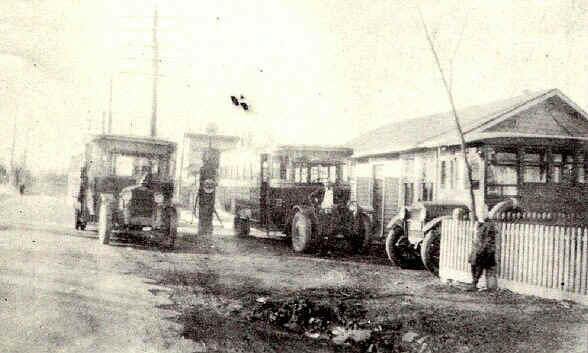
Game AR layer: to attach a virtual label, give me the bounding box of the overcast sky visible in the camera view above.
[1,0,587,173]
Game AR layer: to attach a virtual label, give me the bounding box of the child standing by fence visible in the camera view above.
[468,205,498,291]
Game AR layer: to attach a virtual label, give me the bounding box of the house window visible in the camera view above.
[578,154,586,183]
[467,149,481,190]
[440,161,447,189]
[552,150,575,184]
[420,157,435,201]
[487,147,519,197]
[420,182,434,201]
[523,149,547,183]
[449,159,456,189]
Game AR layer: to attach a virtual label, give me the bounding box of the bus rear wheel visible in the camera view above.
[421,228,441,277]
[385,226,413,268]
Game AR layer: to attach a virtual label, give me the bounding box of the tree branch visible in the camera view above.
[417,7,478,221]
[448,8,469,91]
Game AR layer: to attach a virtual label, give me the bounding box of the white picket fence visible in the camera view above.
[440,219,588,305]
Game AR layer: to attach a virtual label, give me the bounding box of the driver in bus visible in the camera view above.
[320,183,334,210]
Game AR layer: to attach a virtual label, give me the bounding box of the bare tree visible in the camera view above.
[417,7,478,221]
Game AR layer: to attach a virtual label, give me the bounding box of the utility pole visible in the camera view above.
[150,7,159,137]
[108,78,113,133]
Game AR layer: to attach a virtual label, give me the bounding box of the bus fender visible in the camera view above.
[236,208,252,219]
[488,198,520,220]
[422,216,451,235]
[291,205,318,227]
[385,207,407,231]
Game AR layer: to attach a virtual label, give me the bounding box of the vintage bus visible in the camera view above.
[217,144,374,253]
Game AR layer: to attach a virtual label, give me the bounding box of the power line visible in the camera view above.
[150,7,159,137]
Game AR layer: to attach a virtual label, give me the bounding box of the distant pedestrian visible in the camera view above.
[468,204,498,291]
[19,184,25,195]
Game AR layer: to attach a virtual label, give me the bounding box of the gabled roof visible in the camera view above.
[347,89,588,158]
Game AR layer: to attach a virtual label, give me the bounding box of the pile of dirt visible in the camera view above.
[248,294,403,352]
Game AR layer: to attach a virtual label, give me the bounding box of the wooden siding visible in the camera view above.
[382,177,400,234]
[440,219,588,305]
[517,183,588,215]
[356,177,371,208]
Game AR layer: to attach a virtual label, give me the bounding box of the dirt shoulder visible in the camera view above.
[116,221,588,353]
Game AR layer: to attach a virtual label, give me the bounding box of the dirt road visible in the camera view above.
[1,192,587,353]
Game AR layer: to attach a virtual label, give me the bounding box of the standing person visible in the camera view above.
[468,204,498,291]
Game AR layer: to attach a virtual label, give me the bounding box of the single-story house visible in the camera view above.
[346,89,588,237]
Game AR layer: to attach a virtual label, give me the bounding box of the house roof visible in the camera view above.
[346,89,588,158]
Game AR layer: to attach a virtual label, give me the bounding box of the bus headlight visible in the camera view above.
[121,192,132,202]
[153,193,164,204]
[348,201,358,215]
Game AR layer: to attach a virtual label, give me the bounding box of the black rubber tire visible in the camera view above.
[291,212,314,253]
[97,201,111,245]
[385,226,412,268]
[350,215,371,254]
[421,228,441,277]
[234,216,250,237]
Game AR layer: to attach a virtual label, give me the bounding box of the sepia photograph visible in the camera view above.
[1,1,587,352]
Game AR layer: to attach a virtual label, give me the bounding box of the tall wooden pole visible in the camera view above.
[150,7,159,137]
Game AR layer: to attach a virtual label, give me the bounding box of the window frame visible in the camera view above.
[486,146,520,198]
[522,148,547,184]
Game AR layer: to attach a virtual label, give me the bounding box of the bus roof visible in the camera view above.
[272,145,353,165]
[89,134,177,147]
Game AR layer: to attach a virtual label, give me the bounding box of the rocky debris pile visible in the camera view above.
[250,296,368,335]
[247,296,460,352]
